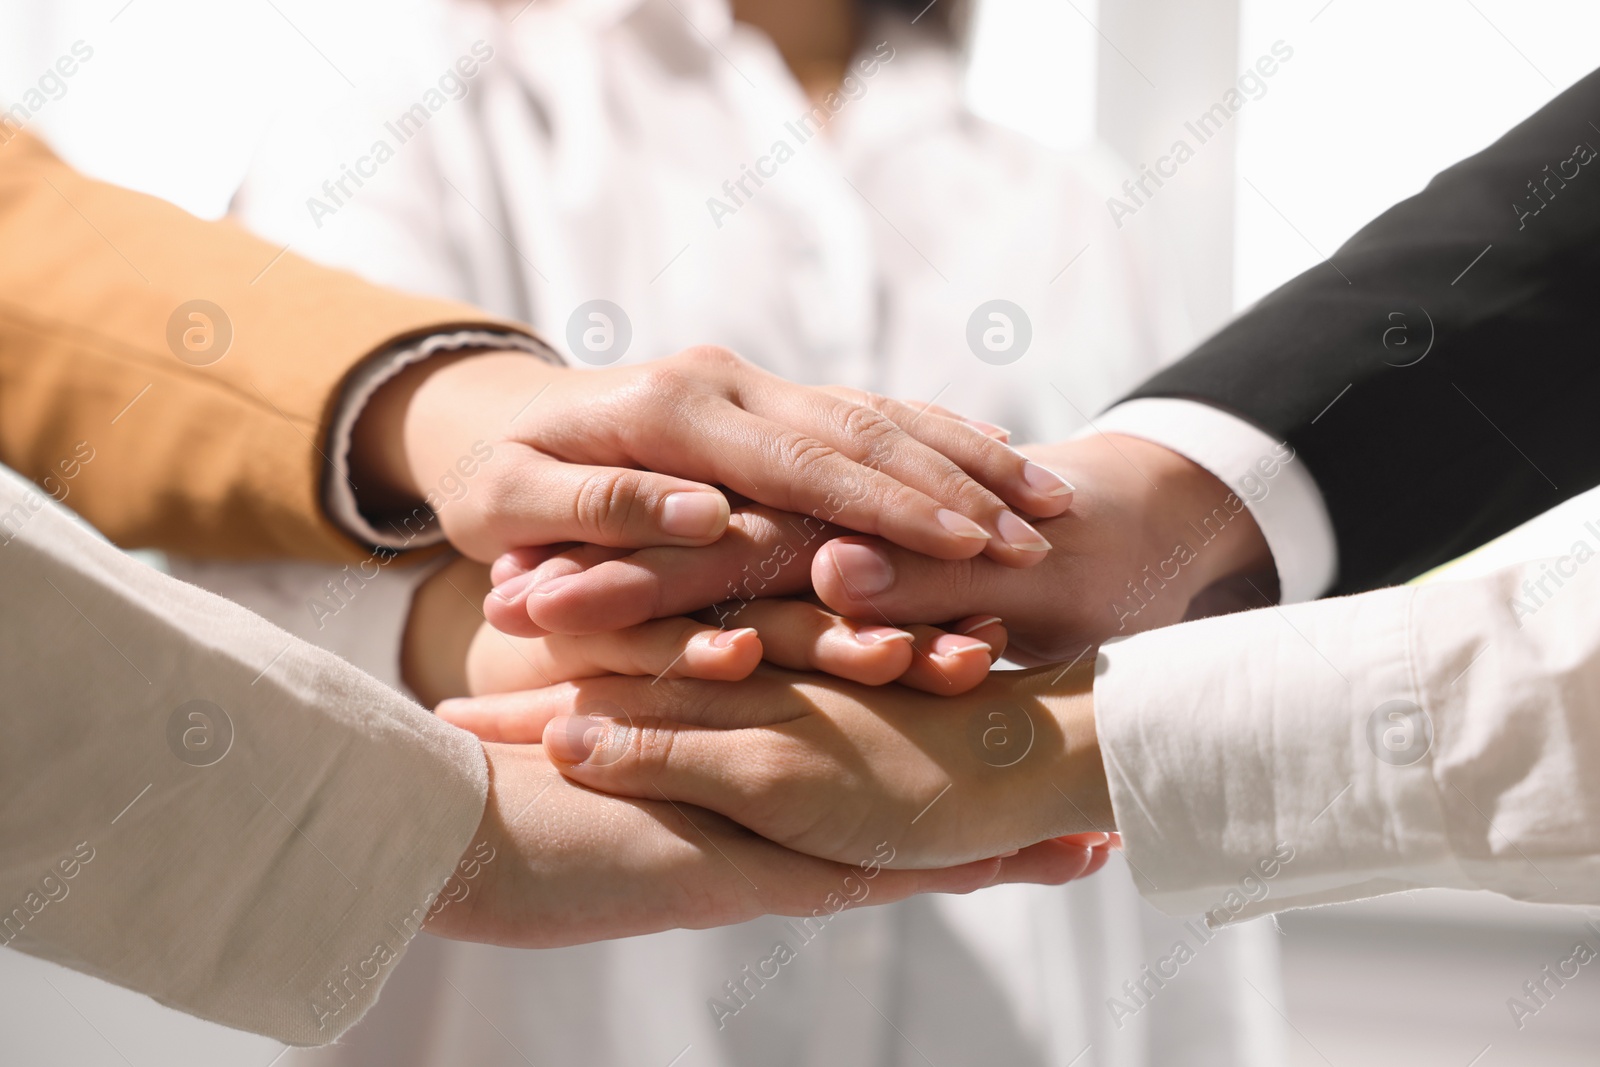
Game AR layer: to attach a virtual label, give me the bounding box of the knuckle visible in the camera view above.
[837,400,901,449]
[773,430,840,474]
[572,469,642,540]
[676,343,744,377]
[623,717,679,777]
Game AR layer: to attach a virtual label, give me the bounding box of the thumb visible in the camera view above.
[544,713,792,836]
[812,537,993,624]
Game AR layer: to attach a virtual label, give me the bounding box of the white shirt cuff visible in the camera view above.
[325,330,562,551]
[1093,582,1470,925]
[1084,398,1338,602]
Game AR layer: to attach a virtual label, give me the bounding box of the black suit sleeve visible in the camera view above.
[1123,67,1600,595]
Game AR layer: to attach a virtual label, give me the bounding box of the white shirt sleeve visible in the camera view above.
[1087,397,1339,603]
[323,329,562,551]
[0,466,488,1045]
[1094,552,1600,924]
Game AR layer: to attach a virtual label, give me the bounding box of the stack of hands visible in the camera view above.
[358,346,1272,947]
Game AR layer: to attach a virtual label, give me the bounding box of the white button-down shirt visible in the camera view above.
[194,1,1288,1064]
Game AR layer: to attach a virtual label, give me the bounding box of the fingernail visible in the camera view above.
[547,715,604,764]
[661,491,729,539]
[937,509,991,541]
[1105,832,1123,850]
[1075,832,1110,848]
[711,626,756,649]
[855,626,914,646]
[958,615,1003,635]
[998,849,1020,858]
[828,541,895,596]
[489,571,535,602]
[533,573,576,597]
[934,636,992,658]
[490,553,532,586]
[1023,462,1075,498]
[997,511,1051,552]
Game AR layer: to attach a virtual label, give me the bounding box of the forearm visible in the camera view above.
[0,467,487,1044]
[1097,556,1600,922]
[1124,67,1600,593]
[0,131,538,559]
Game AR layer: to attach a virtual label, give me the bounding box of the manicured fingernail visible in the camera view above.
[710,627,756,649]
[998,849,1020,858]
[1023,462,1075,498]
[533,573,576,597]
[958,616,1003,635]
[937,509,991,540]
[855,626,915,646]
[997,511,1051,552]
[661,491,729,539]
[828,541,895,596]
[1075,832,1110,847]
[1105,832,1123,850]
[546,715,604,764]
[934,636,992,658]
[489,571,535,602]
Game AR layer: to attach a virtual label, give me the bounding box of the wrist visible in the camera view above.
[349,350,564,518]
[1030,657,1114,833]
[1029,434,1274,601]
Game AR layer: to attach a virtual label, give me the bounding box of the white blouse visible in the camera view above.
[185,2,1284,1065]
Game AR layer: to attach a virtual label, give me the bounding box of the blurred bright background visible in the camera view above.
[6,0,1600,1063]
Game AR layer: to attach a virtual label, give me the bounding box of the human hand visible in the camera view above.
[469,601,1006,697]
[349,347,1072,565]
[436,658,1113,871]
[402,558,1007,706]
[421,742,1109,949]
[479,435,1274,663]
[811,434,1275,662]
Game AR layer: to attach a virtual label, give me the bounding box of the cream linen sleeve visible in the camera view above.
[1095,552,1600,924]
[0,466,487,1045]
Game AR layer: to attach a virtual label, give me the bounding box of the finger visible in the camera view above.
[523,507,825,635]
[990,838,1097,885]
[674,402,1006,562]
[485,544,627,637]
[895,625,996,695]
[951,615,1009,661]
[821,386,1072,519]
[719,599,918,687]
[723,388,1054,566]
[812,536,1000,626]
[466,618,764,694]
[463,445,731,557]
[1078,843,1115,879]
[443,672,805,742]
[489,545,565,586]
